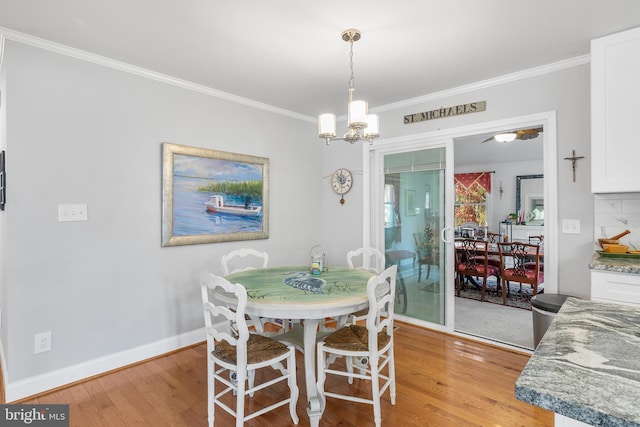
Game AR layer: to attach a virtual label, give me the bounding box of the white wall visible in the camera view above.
[323,64,594,300]
[321,142,369,268]
[1,41,321,398]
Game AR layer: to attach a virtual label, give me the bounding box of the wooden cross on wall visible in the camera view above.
[564,150,585,182]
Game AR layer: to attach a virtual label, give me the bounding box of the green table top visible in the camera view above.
[225,266,374,307]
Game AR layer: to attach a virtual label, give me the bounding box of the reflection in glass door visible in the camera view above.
[382,148,447,325]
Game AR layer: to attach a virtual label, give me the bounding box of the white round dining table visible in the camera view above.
[225,266,375,427]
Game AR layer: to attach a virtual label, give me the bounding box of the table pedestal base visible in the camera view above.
[275,318,328,427]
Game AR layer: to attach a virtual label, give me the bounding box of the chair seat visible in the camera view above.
[524,262,544,271]
[504,269,544,284]
[351,308,369,318]
[213,333,291,364]
[457,263,500,277]
[324,324,391,352]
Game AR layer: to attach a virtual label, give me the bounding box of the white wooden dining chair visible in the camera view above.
[316,265,397,427]
[346,247,385,326]
[201,273,299,427]
[221,248,291,335]
[497,242,544,297]
[346,247,385,273]
[221,248,269,275]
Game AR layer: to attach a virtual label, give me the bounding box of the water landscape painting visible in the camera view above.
[162,143,269,246]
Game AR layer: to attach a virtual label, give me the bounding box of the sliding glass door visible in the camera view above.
[368,141,453,327]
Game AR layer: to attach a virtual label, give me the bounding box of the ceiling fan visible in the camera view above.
[481,127,543,143]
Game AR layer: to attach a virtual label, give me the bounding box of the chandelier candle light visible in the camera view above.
[318,29,379,145]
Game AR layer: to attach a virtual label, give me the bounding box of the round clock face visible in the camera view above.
[331,168,353,195]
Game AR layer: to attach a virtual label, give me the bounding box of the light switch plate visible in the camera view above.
[561,218,581,234]
[58,204,88,222]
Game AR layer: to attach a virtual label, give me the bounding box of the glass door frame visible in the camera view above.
[364,136,456,333]
[362,110,558,340]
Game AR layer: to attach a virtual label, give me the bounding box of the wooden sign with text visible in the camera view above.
[404,101,486,124]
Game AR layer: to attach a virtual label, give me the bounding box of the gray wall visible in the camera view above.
[0,39,596,399]
[322,64,594,300]
[1,41,321,390]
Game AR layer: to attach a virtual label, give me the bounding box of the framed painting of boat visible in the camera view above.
[161,143,269,246]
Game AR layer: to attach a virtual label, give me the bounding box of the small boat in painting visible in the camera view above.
[205,195,262,217]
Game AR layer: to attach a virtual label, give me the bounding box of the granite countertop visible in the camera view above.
[515,297,640,426]
[589,252,640,274]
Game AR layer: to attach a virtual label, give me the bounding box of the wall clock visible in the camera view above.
[331,168,353,205]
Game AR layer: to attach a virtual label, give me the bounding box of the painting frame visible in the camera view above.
[162,142,269,247]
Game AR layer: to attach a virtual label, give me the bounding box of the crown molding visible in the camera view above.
[372,55,590,114]
[0,26,312,123]
[1,26,589,123]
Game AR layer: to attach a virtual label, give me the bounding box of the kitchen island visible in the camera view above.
[515,297,640,426]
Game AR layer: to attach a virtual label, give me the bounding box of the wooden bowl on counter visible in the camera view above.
[602,243,629,253]
[598,238,619,248]
[598,230,631,248]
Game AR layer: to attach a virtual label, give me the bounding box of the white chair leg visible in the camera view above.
[235,370,246,427]
[316,343,328,412]
[389,348,397,405]
[370,356,382,427]
[326,353,340,367]
[287,351,300,424]
[346,355,354,384]
[208,359,215,427]
[248,369,255,397]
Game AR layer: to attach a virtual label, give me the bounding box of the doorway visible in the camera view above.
[452,125,544,349]
[383,150,446,324]
[368,141,453,329]
[366,111,558,349]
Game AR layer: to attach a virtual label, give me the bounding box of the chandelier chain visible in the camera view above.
[348,38,355,94]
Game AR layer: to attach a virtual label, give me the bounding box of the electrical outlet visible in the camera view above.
[34,331,52,354]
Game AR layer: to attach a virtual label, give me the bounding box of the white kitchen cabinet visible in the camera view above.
[591,26,640,193]
[591,270,640,307]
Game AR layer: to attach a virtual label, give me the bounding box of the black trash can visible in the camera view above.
[531,294,570,348]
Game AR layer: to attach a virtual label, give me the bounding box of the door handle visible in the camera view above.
[441,226,455,244]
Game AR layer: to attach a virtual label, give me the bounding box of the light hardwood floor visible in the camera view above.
[19,322,552,426]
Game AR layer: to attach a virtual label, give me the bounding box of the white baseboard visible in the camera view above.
[6,327,206,402]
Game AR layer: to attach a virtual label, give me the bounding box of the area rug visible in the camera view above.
[457,277,543,310]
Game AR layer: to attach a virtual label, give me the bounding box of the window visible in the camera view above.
[384,183,396,227]
[454,172,492,226]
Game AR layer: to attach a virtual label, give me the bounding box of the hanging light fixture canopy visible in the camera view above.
[318,29,379,145]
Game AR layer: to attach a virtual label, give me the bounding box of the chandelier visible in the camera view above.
[318,29,379,145]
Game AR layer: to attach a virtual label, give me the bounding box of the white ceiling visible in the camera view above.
[2,0,640,123]
[454,130,544,166]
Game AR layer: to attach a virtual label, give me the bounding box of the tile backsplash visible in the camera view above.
[594,193,640,249]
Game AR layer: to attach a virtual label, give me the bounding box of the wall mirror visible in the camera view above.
[516,174,544,225]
